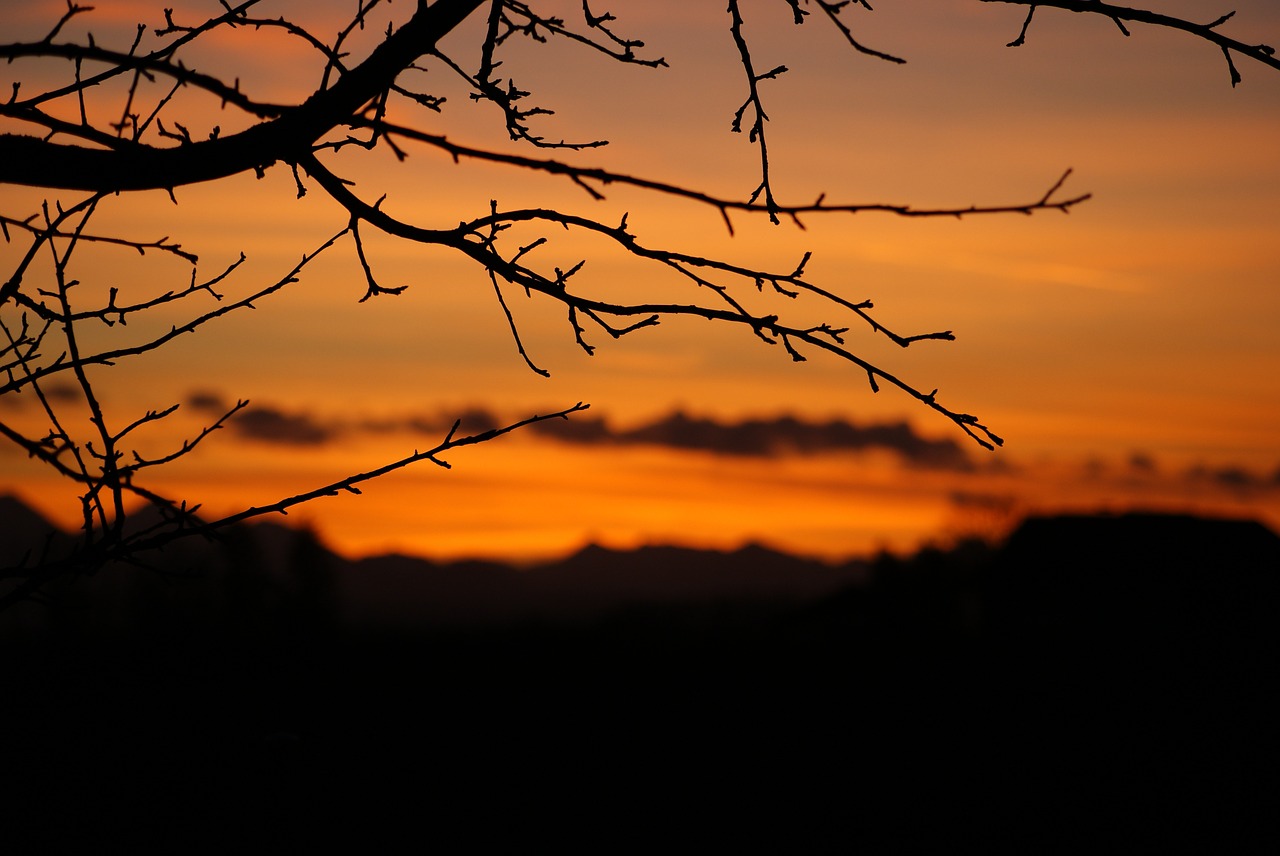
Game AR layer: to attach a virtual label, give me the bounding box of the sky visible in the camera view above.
[3,0,1280,561]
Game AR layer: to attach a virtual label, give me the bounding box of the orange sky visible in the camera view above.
[3,0,1280,561]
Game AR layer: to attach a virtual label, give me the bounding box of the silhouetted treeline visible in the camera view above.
[2,497,1277,851]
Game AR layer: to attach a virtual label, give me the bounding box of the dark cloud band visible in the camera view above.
[185,390,969,467]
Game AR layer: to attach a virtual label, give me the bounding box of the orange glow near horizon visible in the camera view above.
[3,0,1280,563]
[9,424,1280,564]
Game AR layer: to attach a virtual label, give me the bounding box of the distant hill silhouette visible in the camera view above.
[3,495,1277,636]
[3,497,1277,850]
[0,493,73,568]
[341,541,866,627]
[988,512,1280,648]
[1,493,868,629]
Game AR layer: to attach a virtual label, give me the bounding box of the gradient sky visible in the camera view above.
[3,0,1280,560]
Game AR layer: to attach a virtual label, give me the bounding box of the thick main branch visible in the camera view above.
[0,0,485,191]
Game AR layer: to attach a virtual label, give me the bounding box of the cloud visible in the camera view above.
[529,410,973,469]
[392,407,504,437]
[186,392,335,446]
[948,491,1017,511]
[179,392,968,468]
[184,392,508,447]
[186,390,228,413]
[1184,463,1275,491]
[0,380,79,409]
[232,407,336,446]
[1118,450,1280,493]
[43,382,80,402]
[1127,452,1158,474]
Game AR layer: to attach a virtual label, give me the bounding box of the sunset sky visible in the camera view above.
[3,0,1280,561]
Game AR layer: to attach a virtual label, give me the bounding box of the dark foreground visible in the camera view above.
[3,510,1278,852]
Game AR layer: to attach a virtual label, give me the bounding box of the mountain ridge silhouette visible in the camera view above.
[4,492,1278,631]
[3,493,1278,848]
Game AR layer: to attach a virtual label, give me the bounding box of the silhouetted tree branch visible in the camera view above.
[1,0,1276,605]
[984,0,1278,86]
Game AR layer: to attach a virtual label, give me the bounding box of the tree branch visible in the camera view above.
[983,0,1279,85]
[0,0,487,190]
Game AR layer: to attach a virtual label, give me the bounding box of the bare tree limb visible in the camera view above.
[983,0,1279,85]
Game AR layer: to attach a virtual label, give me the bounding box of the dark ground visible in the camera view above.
[3,508,1278,852]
